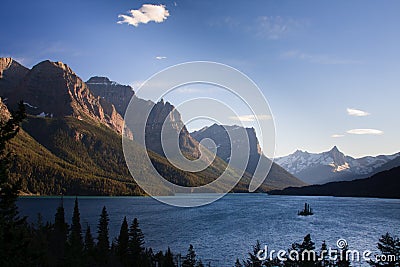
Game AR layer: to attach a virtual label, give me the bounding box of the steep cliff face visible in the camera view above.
[192,124,262,161]
[86,77,200,157]
[4,60,126,135]
[145,99,200,158]
[86,76,134,116]
[0,58,29,97]
[191,124,306,189]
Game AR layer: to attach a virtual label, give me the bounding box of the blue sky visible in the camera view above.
[1,0,400,157]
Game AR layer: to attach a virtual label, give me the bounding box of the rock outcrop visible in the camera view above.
[0,57,29,97]
[3,59,127,135]
[145,99,200,158]
[86,76,134,116]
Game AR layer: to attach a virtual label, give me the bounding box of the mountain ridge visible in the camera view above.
[3,59,128,136]
[0,57,314,195]
[275,146,400,184]
[268,166,400,199]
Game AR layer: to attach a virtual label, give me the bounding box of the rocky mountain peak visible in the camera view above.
[275,147,400,185]
[87,76,111,84]
[4,60,127,135]
[0,58,29,97]
[148,99,183,125]
[86,76,134,115]
[331,145,338,151]
[191,124,263,161]
[143,99,200,157]
[293,149,307,155]
[329,146,340,154]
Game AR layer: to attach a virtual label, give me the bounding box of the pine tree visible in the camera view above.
[235,258,243,267]
[164,247,176,267]
[116,216,129,266]
[49,198,68,266]
[291,234,316,267]
[370,233,400,267]
[144,247,155,267]
[244,240,263,267]
[96,206,110,265]
[182,244,197,267]
[196,259,205,267]
[84,224,95,266]
[336,245,351,267]
[377,233,400,259]
[67,197,83,265]
[27,213,51,266]
[84,224,95,252]
[129,217,145,266]
[318,240,330,267]
[0,101,28,266]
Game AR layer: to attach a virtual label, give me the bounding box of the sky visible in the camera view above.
[1,0,400,158]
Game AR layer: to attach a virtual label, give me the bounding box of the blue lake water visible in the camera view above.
[18,194,400,266]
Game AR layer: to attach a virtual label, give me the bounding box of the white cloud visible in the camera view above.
[229,114,272,122]
[118,4,170,27]
[281,50,363,65]
[347,108,370,117]
[347,129,384,135]
[331,134,345,138]
[155,56,167,60]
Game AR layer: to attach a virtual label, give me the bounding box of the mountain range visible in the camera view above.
[0,57,303,195]
[275,146,400,184]
[268,166,400,199]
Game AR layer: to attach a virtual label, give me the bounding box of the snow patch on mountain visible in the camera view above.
[275,146,400,183]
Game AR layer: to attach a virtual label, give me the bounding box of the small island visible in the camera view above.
[298,202,314,216]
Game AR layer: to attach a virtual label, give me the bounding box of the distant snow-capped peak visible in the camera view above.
[275,146,400,176]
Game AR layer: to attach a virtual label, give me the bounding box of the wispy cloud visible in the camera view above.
[255,16,306,40]
[331,134,345,138]
[155,56,167,60]
[118,4,170,27]
[347,129,384,135]
[209,16,306,40]
[229,114,272,122]
[281,50,363,65]
[347,108,370,117]
[208,16,240,29]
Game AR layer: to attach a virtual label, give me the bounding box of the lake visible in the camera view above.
[18,194,400,266]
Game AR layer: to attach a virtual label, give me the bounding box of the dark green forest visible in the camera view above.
[7,115,272,196]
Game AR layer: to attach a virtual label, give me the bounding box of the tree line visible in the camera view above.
[236,232,400,267]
